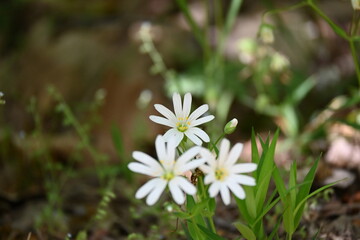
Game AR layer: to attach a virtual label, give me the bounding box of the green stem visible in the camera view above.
[307,0,349,40]
[175,0,207,50]
[287,233,293,240]
[349,40,360,88]
[198,176,216,233]
[262,1,308,24]
[214,133,226,146]
[208,132,226,156]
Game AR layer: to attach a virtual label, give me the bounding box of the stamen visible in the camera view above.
[162,171,174,181]
[215,168,227,181]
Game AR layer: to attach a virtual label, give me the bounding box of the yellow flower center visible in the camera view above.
[162,171,174,181]
[215,168,228,181]
[176,117,191,132]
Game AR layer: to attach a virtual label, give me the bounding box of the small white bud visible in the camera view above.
[259,24,274,44]
[237,38,258,64]
[138,22,152,41]
[137,89,153,109]
[224,118,238,134]
[270,52,289,72]
[0,92,4,105]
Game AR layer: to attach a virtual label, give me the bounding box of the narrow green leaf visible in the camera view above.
[255,130,279,211]
[175,0,205,47]
[251,128,260,165]
[234,196,252,223]
[224,0,243,36]
[283,195,294,235]
[289,161,297,205]
[234,222,256,240]
[293,180,340,219]
[209,198,216,213]
[287,77,315,105]
[186,194,196,211]
[252,194,281,227]
[281,104,298,137]
[308,1,349,40]
[244,186,257,219]
[255,165,275,212]
[268,217,282,240]
[187,219,200,240]
[111,124,132,181]
[111,124,125,159]
[294,157,319,228]
[181,221,193,240]
[173,211,192,219]
[186,195,207,235]
[75,231,87,240]
[197,224,226,240]
[272,167,287,202]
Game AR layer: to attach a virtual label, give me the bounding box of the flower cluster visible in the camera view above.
[128,93,257,206]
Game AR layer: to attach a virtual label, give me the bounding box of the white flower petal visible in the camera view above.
[200,148,216,167]
[154,104,177,122]
[146,179,167,205]
[132,151,162,170]
[220,184,231,205]
[135,178,162,199]
[185,131,202,145]
[191,115,215,127]
[188,104,209,121]
[155,135,167,162]
[208,181,221,197]
[231,163,257,174]
[188,127,210,142]
[176,177,197,195]
[218,139,230,166]
[177,158,206,173]
[163,129,184,146]
[175,146,200,168]
[204,173,216,185]
[163,128,178,141]
[128,162,161,176]
[169,177,185,204]
[166,136,177,161]
[200,164,212,175]
[227,180,246,199]
[149,116,175,127]
[173,131,184,146]
[233,174,256,186]
[182,93,192,118]
[226,143,243,166]
[172,93,182,117]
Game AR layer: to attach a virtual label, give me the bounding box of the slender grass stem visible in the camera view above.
[350,39,360,87]
[307,0,349,40]
[261,1,308,24]
[198,176,216,233]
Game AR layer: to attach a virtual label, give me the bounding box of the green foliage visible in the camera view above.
[232,131,339,239]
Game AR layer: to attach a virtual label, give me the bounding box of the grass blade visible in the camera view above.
[234,222,256,240]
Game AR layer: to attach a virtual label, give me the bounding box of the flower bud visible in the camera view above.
[270,52,289,72]
[259,24,274,44]
[224,118,238,134]
[352,0,360,10]
[0,92,5,105]
[237,38,257,64]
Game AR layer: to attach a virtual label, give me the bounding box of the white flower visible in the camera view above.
[128,135,205,205]
[199,138,257,205]
[149,93,214,146]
